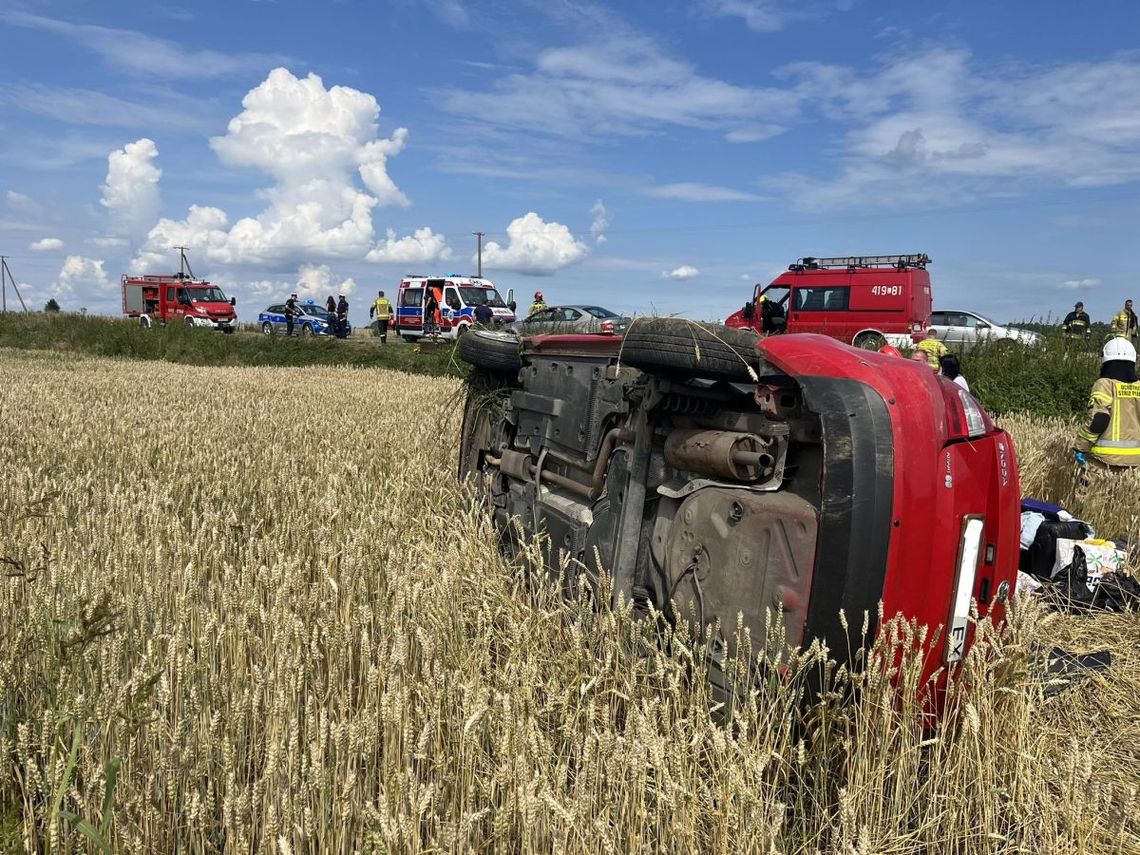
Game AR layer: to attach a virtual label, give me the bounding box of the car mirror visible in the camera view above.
[230,297,237,305]
[977,321,990,329]
[509,300,517,312]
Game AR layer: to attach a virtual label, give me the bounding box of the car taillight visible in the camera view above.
[940,382,992,441]
[946,515,984,663]
[600,320,615,334]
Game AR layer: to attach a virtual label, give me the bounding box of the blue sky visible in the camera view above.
[1,0,1139,327]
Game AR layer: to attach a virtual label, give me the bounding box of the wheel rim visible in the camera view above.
[301,324,313,336]
[855,333,886,350]
[262,322,273,335]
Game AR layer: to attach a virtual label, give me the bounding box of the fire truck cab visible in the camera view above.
[396,275,516,341]
[726,254,933,350]
[122,272,238,333]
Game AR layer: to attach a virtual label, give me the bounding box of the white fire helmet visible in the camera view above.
[1102,337,1137,364]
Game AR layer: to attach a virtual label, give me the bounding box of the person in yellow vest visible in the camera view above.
[529,290,547,316]
[1110,299,1137,341]
[915,327,949,371]
[1074,338,1140,468]
[369,289,394,343]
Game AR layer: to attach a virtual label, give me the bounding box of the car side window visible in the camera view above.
[444,288,461,310]
[930,312,947,325]
[268,305,284,313]
[530,310,552,322]
[400,288,423,307]
[795,287,849,312]
[960,314,979,328]
[563,309,582,321]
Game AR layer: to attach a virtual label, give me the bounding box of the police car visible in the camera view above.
[257,301,349,336]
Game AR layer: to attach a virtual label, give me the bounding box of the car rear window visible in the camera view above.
[583,306,618,318]
[401,288,423,307]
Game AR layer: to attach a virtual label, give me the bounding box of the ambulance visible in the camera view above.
[395,275,516,340]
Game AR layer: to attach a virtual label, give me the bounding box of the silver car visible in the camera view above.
[929,309,1041,349]
[510,304,631,336]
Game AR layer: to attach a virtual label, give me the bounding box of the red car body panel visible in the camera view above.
[758,334,1020,687]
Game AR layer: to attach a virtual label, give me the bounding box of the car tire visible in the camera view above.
[139,315,152,329]
[620,318,762,382]
[301,323,313,337]
[261,321,274,335]
[853,331,887,350]
[457,329,522,375]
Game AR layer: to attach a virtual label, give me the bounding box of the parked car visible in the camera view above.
[456,320,1020,712]
[258,302,350,337]
[929,309,1041,349]
[510,305,630,336]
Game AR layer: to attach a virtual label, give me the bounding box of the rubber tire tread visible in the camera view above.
[621,318,762,382]
[457,329,522,375]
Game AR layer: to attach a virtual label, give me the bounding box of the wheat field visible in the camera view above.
[2,349,1139,854]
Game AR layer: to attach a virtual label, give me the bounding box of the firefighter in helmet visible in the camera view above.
[370,289,393,343]
[1075,337,1140,468]
[529,291,547,316]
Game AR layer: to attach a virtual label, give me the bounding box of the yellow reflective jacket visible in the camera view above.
[529,300,547,315]
[1111,310,1136,338]
[371,297,393,320]
[915,338,949,370]
[1076,377,1140,466]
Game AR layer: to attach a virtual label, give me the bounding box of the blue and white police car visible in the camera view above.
[257,301,349,336]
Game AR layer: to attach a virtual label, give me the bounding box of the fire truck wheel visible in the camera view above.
[620,318,762,382]
[457,329,522,375]
[184,316,195,328]
[139,315,152,329]
[853,331,887,350]
[261,321,274,335]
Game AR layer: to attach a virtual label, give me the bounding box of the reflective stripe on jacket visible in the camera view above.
[1076,377,1140,466]
[529,300,547,315]
[371,298,393,320]
[915,338,948,370]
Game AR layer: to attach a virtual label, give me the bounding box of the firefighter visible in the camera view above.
[915,328,949,371]
[370,290,393,343]
[284,293,300,336]
[1110,299,1138,341]
[1062,301,1091,339]
[1074,338,1140,468]
[529,290,547,316]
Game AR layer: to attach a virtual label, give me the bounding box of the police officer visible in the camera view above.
[370,289,393,343]
[1062,301,1091,339]
[529,290,547,315]
[1075,338,1140,468]
[284,293,299,336]
[1111,299,1138,341]
[336,294,350,339]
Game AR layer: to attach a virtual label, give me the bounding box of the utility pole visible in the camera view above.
[0,256,29,312]
[473,232,484,278]
[174,245,195,279]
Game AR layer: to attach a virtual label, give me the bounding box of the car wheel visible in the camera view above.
[457,329,522,375]
[139,315,152,329]
[261,321,274,335]
[301,323,313,337]
[853,331,887,350]
[990,338,1020,354]
[620,318,763,382]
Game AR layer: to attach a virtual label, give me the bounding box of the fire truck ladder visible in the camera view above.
[793,253,931,270]
[0,256,30,312]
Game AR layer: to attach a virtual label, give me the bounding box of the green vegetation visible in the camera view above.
[956,329,1101,418]
[0,311,462,377]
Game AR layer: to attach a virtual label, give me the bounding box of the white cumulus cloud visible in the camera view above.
[481,213,588,275]
[134,68,409,269]
[1060,278,1099,290]
[295,263,357,301]
[663,265,700,280]
[29,237,64,252]
[589,199,610,244]
[49,255,110,300]
[366,227,451,264]
[101,138,162,236]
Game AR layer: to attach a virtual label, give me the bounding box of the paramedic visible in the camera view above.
[1074,338,1140,468]
[370,290,393,343]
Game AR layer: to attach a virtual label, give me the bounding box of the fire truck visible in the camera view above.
[122,252,237,333]
[725,253,933,349]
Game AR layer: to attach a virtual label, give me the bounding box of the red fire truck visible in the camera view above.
[122,253,237,332]
[725,253,933,349]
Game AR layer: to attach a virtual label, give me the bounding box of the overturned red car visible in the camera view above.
[457,320,1019,701]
